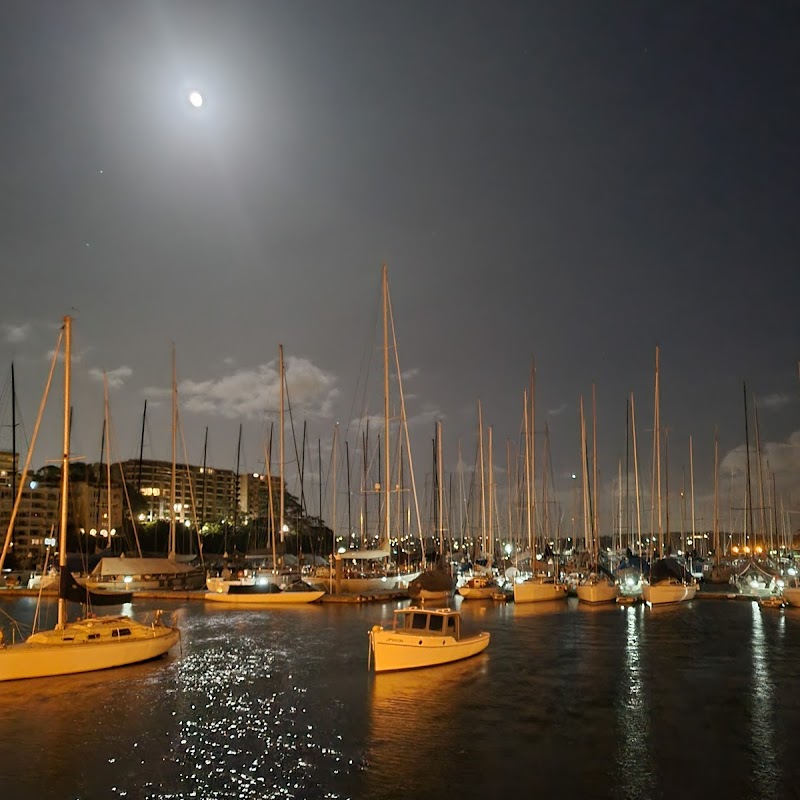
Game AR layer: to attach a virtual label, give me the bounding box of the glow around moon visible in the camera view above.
[188,90,203,108]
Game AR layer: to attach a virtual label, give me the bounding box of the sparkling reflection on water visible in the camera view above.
[1,596,800,799]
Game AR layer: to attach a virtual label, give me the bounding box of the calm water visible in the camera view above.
[1,594,799,800]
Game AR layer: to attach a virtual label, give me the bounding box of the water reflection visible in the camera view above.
[615,604,652,800]
[364,659,488,799]
[750,603,778,797]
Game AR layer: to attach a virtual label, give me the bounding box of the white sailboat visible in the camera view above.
[0,316,180,682]
[85,346,205,592]
[514,366,567,604]
[205,345,324,605]
[577,390,618,604]
[641,348,696,605]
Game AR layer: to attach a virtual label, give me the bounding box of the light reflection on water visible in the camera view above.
[1,597,800,799]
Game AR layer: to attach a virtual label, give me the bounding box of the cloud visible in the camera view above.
[88,366,133,389]
[146,356,339,421]
[2,323,31,343]
[547,403,568,417]
[721,430,800,478]
[400,367,419,381]
[759,392,792,411]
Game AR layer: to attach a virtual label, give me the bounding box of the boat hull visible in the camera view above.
[203,590,324,605]
[458,586,498,600]
[369,629,490,672]
[642,581,697,605]
[0,617,179,682]
[783,588,800,608]
[576,582,619,604]
[513,581,568,604]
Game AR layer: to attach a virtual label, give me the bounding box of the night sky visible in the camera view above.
[1,2,797,537]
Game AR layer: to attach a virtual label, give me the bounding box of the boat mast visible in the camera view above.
[654,346,662,559]
[437,420,444,558]
[743,382,754,549]
[713,429,719,564]
[57,316,72,629]
[477,400,486,561]
[233,422,242,551]
[169,345,177,561]
[279,344,285,546]
[103,373,113,551]
[530,360,536,560]
[10,363,15,520]
[331,423,338,591]
[487,425,494,564]
[137,400,147,495]
[591,382,598,554]
[523,390,534,565]
[580,396,591,556]
[689,435,696,556]
[382,265,391,555]
[630,393,643,570]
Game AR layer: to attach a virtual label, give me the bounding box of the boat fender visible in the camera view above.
[371,625,383,633]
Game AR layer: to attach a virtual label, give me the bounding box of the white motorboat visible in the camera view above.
[368,606,489,673]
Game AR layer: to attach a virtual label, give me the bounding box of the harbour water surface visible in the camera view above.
[1,595,798,799]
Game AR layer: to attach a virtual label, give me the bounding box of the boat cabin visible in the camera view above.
[391,607,461,639]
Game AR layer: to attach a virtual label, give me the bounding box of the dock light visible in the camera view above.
[124,576,132,584]
[504,543,512,556]
[257,577,268,586]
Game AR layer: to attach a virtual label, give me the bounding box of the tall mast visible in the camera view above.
[630,393,643,568]
[487,425,494,564]
[279,344,285,545]
[103,373,112,549]
[580,396,591,554]
[169,344,177,560]
[477,400,486,559]
[713,429,720,564]
[382,264,391,551]
[331,423,338,589]
[689,435,696,552]
[753,394,767,541]
[201,427,208,531]
[523,390,533,562]
[591,382,598,549]
[57,316,72,629]
[654,346,662,558]
[137,399,147,494]
[743,382,754,548]
[530,360,536,557]
[437,420,444,558]
[10,362,15,513]
[233,422,242,545]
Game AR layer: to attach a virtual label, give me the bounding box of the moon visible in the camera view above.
[188,90,203,109]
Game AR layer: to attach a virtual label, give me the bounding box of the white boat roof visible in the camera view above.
[395,606,460,617]
[89,557,198,577]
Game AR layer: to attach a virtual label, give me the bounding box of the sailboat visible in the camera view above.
[0,316,179,682]
[576,390,618,604]
[205,345,324,605]
[458,418,502,600]
[409,421,455,601]
[641,348,697,605]
[83,346,205,592]
[514,366,567,604]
